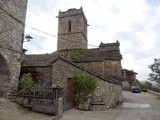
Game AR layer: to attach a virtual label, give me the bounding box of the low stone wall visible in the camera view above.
[122,81,130,90]
[91,78,123,111]
[147,90,160,96]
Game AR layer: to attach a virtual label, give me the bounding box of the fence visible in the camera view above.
[32,83,62,115]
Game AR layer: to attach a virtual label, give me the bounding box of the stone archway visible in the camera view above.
[0,53,10,97]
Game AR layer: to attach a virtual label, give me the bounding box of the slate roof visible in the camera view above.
[122,69,138,74]
[22,53,56,66]
[99,41,120,47]
[22,48,122,66]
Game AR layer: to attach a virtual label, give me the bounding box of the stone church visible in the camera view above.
[21,7,123,111]
[0,0,28,97]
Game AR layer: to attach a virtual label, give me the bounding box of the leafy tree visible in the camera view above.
[133,79,142,87]
[133,80,152,89]
[141,81,152,89]
[73,71,97,104]
[73,71,97,95]
[148,58,160,85]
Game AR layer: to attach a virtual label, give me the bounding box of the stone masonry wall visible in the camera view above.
[57,8,88,50]
[21,66,52,84]
[103,60,122,76]
[0,0,28,95]
[122,81,130,90]
[91,78,123,111]
[78,60,122,77]
[58,33,87,50]
[52,58,123,110]
[77,61,104,74]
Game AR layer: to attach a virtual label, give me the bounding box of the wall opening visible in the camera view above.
[68,20,71,32]
[0,53,10,96]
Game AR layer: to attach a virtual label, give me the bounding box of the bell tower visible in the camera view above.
[57,7,88,50]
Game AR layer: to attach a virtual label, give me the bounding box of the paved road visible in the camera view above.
[0,91,160,120]
[62,91,160,120]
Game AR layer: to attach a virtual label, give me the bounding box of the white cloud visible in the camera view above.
[24,0,160,82]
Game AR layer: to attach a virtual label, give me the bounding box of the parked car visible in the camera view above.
[131,86,141,93]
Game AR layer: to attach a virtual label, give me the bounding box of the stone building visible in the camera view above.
[21,7,123,111]
[57,7,88,50]
[0,0,28,96]
[122,69,137,90]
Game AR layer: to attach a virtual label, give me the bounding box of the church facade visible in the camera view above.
[21,7,123,111]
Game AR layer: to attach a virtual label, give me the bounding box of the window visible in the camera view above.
[68,20,71,32]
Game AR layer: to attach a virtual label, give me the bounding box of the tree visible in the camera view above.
[73,71,97,104]
[133,80,152,89]
[73,71,97,95]
[141,81,152,89]
[148,58,160,85]
[133,79,142,87]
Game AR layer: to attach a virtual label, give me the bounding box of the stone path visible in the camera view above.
[0,98,54,120]
[0,91,160,120]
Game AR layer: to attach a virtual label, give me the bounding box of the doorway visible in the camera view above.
[0,53,10,97]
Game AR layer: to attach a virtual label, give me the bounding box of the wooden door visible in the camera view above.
[68,78,74,102]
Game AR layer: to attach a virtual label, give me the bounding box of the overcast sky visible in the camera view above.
[24,0,160,82]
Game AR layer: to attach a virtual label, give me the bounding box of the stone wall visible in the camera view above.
[57,8,88,50]
[122,81,130,90]
[77,61,104,74]
[20,66,52,84]
[91,79,123,110]
[58,33,87,50]
[52,58,123,110]
[0,0,28,96]
[78,60,122,77]
[122,69,137,89]
[103,60,122,76]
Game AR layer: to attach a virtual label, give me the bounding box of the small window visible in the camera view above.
[68,20,71,32]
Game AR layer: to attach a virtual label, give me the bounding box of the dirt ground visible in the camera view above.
[0,91,160,120]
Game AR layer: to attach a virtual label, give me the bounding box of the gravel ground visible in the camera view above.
[0,91,160,120]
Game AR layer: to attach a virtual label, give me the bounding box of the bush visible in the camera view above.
[18,73,34,95]
[73,71,97,95]
[73,71,97,104]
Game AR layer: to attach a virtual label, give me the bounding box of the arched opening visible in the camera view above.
[0,53,10,97]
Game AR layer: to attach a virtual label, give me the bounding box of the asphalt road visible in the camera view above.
[0,91,160,120]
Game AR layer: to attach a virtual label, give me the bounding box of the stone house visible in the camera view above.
[122,69,137,90]
[0,0,28,97]
[21,7,123,111]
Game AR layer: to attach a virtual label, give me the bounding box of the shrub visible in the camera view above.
[73,71,97,95]
[73,71,97,104]
[18,73,34,95]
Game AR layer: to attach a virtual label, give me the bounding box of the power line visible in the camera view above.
[88,44,98,47]
[0,6,56,37]
[0,5,99,49]
[26,25,98,47]
[25,24,57,37]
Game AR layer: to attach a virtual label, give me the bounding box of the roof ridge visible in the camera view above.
[58,57,122,85]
